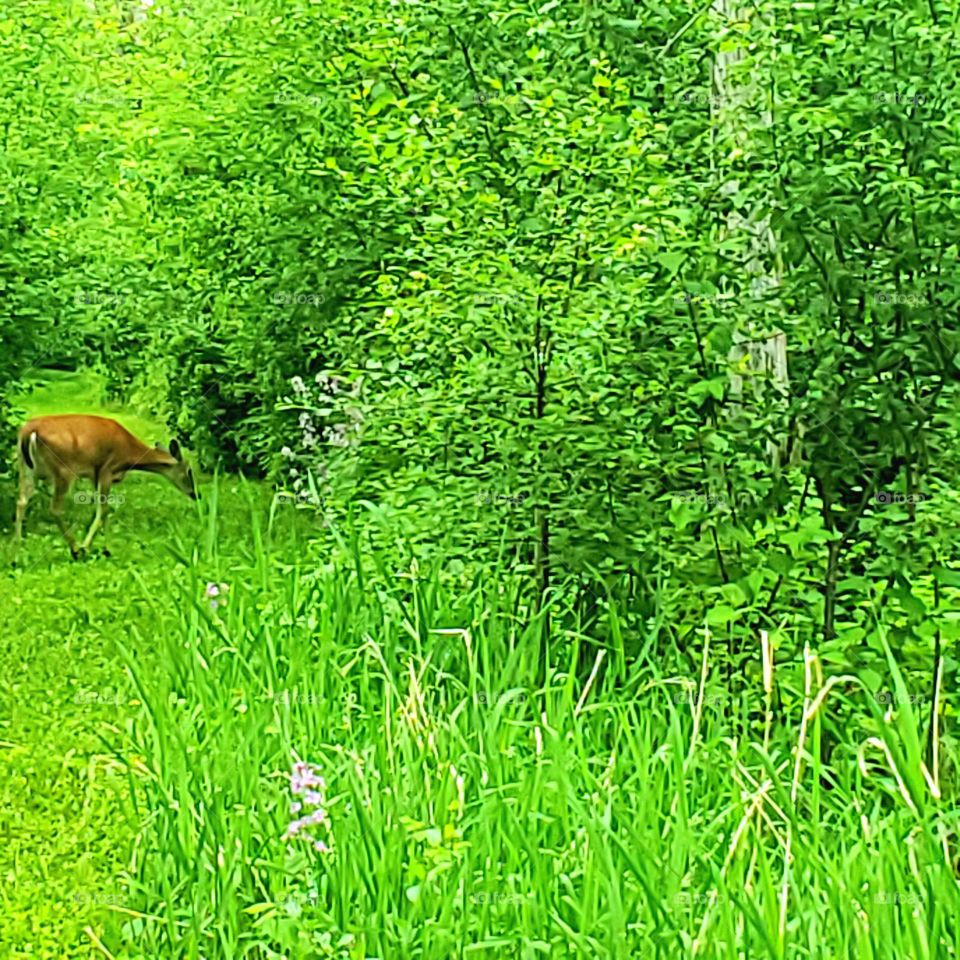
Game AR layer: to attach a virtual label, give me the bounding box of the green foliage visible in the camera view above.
[3,0,960,954]
[7,477,953,958]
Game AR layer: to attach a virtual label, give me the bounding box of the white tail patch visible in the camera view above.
[27,432,39,473]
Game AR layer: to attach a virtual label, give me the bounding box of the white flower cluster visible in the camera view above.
[277,373,364,504]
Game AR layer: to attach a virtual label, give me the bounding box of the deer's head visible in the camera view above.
[158,438,199,500]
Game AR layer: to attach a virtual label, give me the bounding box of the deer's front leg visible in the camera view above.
[80,477,111,552]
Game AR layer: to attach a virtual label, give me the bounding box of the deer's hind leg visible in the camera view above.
[14,451,36,542]
[50,477,81,559]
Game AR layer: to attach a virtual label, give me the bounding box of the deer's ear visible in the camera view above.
[169,438,183,461]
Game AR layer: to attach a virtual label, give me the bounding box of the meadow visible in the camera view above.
[2,372,959,958]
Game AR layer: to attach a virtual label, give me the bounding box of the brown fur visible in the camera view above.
[14,414,196,557]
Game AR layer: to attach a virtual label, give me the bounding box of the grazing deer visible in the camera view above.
[15,414,197,558]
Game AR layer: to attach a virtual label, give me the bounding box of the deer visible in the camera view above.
[14,414,197,558]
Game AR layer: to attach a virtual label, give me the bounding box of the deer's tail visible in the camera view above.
[19,432,37,470]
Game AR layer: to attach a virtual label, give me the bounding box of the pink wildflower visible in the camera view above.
[283,760,333,854]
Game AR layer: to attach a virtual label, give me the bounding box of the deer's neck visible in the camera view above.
[123,446,176,474]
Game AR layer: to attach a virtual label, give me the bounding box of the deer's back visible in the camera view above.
[19,415,148,479]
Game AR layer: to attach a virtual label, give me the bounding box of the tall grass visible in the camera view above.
[105,483,960,959]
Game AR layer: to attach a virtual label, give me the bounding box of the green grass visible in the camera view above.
[0,472,313,956]
[0,371,299,955]
[0,369,178,955]
[3,373,960,958]
[102,513,960,959]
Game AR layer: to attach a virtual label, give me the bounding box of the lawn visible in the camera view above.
[0,371,299,955]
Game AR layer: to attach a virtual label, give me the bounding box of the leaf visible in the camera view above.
[707,605,739,625]
[932,566,960,588]
[657,252,685,275]
[689,378,727,402]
